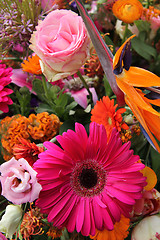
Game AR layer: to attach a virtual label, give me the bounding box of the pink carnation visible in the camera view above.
[34,122,146,236]
[0,62,13,113]
[0,157,42,205]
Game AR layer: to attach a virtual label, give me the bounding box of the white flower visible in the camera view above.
[131,215,160,240]
[0,205,23,239]
[115,20,139,39]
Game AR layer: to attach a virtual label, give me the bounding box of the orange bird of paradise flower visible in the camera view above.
[113,35,160,152]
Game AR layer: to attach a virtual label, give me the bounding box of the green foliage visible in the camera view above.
[103,75,113,97]
[10,86,31,116]
[134,20,151,33]
[131,35,157,61]
[32,78,78,121]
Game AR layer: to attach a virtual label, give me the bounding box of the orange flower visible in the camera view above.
[90,215,130,240]
[20,205,44,240]
[91,96,129,139]
[113,35,160,152]
[84,49,104,79]
[0,115,30,160]
[27,112,61,142]
[47,226,64,239]
[141,166,157,191]
[112,0,143,23]
[21,54,42,75]
[13,138,44,166]
[142,6,160,21]
[0,113,60,161]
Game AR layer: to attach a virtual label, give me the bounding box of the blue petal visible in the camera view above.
[140,124,158,151]
[145,92,160,100]
[123,41,132,71]
[113,39,132,75]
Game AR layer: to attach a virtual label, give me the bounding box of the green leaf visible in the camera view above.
[134,20,151,32]
[103,75,113,97]
[36,103,55,114]
[59,120,75,135]
[15,86,31,116]
[66,101,78,111]
[32,78,45,95]
[132,37,157,61]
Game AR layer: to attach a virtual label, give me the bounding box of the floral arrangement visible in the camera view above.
[0,0,160,240]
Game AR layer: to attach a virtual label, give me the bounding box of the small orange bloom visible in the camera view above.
[0,113,60,161]
[84,49,104,79]
[13,138,44,166]
[47,226,64,239]
[112,0,143,23]
[20,205,44,240]
[0,115,30,160]
[142,6,160,21]
[21,54,42,75]
[113,35,160,152]
[90,215,130,240]
[141,166,157,191]
[91,96,129,139]
[27,112,61,142]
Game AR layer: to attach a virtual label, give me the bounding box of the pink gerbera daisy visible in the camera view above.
[0,61,13,112]
[34,122,147,236]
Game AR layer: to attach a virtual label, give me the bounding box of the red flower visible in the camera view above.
[13,138,44,166]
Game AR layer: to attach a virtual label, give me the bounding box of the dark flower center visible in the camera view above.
[70,159,106,197]
[79,168,98,189]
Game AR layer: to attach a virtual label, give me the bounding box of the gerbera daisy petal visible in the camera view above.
[34,122,146,236]
[81,199,91,236]
[67,201,79,233]
[106,186,136,205]
[76,197,85,232]
[47,191,73,222]
[75,122,88,148]
[53,194,77,226]
[92,201,103,230]
[102,193,121,222]
[90,202,96,236]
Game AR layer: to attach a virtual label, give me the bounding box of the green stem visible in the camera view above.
[122,23,128,43]
[145,143,151,167]
[76,70,93,106]
[42,75,50,101]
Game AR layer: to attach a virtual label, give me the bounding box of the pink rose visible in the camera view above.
[0,157,42,205]
[30,9,92,81]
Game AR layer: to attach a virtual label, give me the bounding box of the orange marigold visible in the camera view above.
[90,215,130,240]
[91,96,129,139]
[21,54,42,75]
[112,0,143,24]
[0,112,60,161]
[27,112,61,142]
[0,115,30,160]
